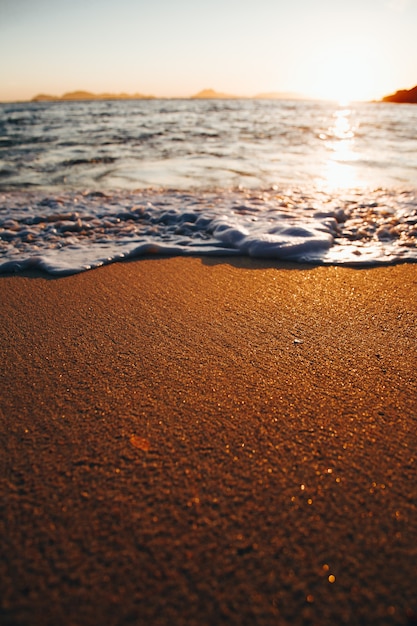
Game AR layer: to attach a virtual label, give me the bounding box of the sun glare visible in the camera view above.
[306,42,379,104]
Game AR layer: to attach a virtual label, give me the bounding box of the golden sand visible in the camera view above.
[1,258,416,625]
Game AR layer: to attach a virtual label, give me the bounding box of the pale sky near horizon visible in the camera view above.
[1,0,416,103]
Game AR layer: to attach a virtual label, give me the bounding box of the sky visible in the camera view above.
[1,0,416,103]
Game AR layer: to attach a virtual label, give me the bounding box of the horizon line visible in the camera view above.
[0,89,376,105]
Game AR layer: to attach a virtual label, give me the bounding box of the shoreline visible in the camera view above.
[1,257,417,625]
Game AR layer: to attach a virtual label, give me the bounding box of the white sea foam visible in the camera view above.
[1,187,416,275]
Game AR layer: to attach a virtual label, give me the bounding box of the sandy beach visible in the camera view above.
[1,257,416,626]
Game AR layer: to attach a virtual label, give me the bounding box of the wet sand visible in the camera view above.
[1,257,417,626]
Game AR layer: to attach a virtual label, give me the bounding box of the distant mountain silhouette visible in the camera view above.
[29,88,307,103]
[31,90,154,102]
[190,88,305,100]
[191,88,238,99]
[382,85,417,103]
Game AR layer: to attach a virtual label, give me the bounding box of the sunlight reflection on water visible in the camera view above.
[321,108,361,190]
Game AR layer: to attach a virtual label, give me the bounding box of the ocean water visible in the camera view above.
[0,98,416,274]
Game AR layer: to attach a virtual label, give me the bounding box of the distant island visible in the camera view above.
[29,88,306,103]
[191,88,238,99]
[190,88,305,100]
[31,90,155,102]
[14,86,417,105]
[381,84,417,104]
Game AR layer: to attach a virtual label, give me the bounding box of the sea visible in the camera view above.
[0,98,416,275]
